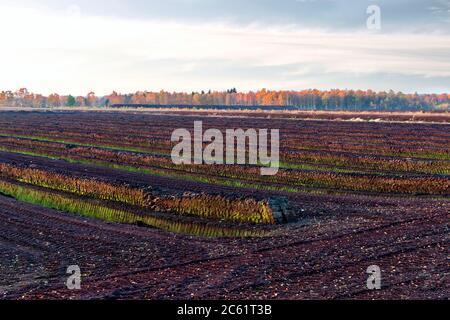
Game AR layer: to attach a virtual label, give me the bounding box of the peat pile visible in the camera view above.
[0,162,289,224]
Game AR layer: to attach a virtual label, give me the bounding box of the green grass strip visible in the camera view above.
[0,180,268,238]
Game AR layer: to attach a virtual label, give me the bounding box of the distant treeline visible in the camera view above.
[1,88,449,111]
[110,104,309,111]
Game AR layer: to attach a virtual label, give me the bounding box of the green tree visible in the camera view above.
[66,95,76,107]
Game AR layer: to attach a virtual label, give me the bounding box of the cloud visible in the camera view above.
[5,0,450,32]
[0,3,448,94]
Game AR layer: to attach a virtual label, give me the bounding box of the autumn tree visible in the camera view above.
[48,94,61,107]
[2,87,449,111]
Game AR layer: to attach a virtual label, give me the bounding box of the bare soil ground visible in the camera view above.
[1,107,449,123]
[0,110,448,300]
[0,155,448,299]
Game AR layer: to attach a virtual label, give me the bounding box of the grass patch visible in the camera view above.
[0,180,269,237]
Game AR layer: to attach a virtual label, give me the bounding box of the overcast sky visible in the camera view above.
[0,0,449,95]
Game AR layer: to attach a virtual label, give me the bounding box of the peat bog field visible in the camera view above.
[0,109,448,299]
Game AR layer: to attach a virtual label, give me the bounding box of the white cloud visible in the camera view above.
[0,4,449,95]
